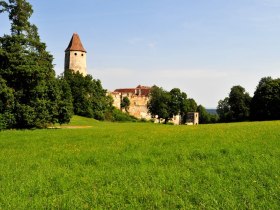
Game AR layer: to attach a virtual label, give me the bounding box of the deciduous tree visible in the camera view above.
[251,77,280,120]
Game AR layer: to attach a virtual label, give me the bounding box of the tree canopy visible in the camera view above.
[148,86,200,124]
[217,85,251,122]
[64,69,113,121]
[0,0,72,128]
[251,77,280,121]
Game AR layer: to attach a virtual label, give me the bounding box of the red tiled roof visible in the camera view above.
[114,85,151,97]
[65,33,87,52]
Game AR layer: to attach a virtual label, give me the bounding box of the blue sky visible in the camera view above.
[1,0,280,108]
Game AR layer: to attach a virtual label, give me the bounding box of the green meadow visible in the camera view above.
[0,116,280,209]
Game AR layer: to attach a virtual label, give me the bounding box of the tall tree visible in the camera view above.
[0,77,15,129]
[148,86,171,123]
[64,69,113,121]
[0,0,71,128]
[217,85,251,122]
[169,88,182,118]
[217,97,231,122]
[251,77,280,121]
[228,85,251,121]
[197,105,209,124]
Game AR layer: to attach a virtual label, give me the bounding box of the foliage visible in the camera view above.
[120,96,130,113]
[64,69,113,121]
[217,85,251,122]
[111,108,137,122]
[148,86,198,124]
[0,0,72,128]
[56,77,73,125]
[147,86,170,123]
[228,85,251,121]
[0,77,15,129]
[251,77,280,121]
[217,97,231,122]
[0,119,280,208]
[197,105,218,124]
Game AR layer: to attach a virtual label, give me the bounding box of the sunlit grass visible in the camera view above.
[0,118,280,209]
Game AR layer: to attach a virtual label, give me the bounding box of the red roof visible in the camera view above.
[65,33,87,52]
[114,85,151,97]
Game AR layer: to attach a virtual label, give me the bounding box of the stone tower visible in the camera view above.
[64,33,87,76]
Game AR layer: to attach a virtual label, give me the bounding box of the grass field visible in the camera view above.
[0,116,280,209]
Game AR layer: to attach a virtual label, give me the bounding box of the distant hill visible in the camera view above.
[206,109,217,114]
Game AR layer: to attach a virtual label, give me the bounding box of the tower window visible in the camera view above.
[81,53,84,56]
[74,53,77,56]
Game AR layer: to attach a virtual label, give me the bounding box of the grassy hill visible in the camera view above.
[0,117,279,209]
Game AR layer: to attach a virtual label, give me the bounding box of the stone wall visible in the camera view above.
[64,51,87,76]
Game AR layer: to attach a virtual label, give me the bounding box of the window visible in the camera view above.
[74,53,77,56]
[81,53,84,56]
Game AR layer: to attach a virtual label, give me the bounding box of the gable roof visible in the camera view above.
[65,33,87,52]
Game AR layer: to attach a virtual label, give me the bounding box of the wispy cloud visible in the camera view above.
[147,42,157,49]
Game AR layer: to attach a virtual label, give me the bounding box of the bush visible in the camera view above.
[111,109,137,122]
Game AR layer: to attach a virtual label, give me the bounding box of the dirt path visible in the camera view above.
[48,126,92,129]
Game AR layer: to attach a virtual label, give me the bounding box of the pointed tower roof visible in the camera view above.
[65,33,87,52]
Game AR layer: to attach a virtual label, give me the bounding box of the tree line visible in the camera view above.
[147,86,218,124]
[1,0,279,129]
[217,77,280,122]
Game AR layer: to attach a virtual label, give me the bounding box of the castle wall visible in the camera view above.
[110,92,121,109]
[122,93,151,119]
[109,91,186,124]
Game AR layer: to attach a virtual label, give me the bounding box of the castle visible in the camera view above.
[64,33,87,76]
[110,85,152,119]
[64,33,198,125]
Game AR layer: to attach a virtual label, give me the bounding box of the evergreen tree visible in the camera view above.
[0,0,71,128]
[0,77,15,129]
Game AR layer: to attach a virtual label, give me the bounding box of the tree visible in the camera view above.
[64,69,113,121]
[217,97,231,122]
[148,86,200,124]
[217,85,251,122]
[197,105,218,124]
[0,0,71,128]
[0,77,15,129]
[121,96,130,113]
[179,92,189,124]
[187,98,197,112]
[228,85,251,121]
[148,86,171,123]
[251,77,280,121]
[197,105,210,124]
[169,88,182,118]
[56,77,73,125]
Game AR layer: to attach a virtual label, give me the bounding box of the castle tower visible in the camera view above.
[64,33,87,76]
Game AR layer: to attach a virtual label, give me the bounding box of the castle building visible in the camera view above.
[110,85,152,119]
[64,33,87,76]
[64,33,199,125]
